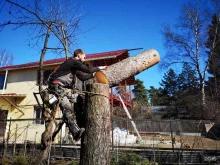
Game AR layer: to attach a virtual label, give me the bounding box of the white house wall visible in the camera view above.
[0,68,58,143]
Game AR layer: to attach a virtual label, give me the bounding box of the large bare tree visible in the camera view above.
[0,49,13,67]
[0,0,85,163]
[161,0,220,108]
[0,0,84,91]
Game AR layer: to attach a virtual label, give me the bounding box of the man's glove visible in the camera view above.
[98,66,108,70]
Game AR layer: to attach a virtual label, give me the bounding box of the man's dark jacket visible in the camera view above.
[50,57,100,90]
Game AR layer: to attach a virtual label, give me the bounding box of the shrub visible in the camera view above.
[110,153,158,165]
[67,161,80,165]
[12,156,29,165]
[0,158,12,165]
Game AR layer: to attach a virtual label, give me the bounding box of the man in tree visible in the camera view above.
[48,49,107,142]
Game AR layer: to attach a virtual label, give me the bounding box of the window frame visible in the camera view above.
[37,68,54,86]
[33,105,44,125]
[0,74,7,90]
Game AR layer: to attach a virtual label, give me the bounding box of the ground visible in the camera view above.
[133,134,220,150]
[0,134,218,165]
[0,158,79,165]
[50,159,78,165]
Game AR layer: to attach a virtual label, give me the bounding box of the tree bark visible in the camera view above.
[94,49,160,86]
[38,23,51,92]
[33,100,61,165]
[80,83,110,165]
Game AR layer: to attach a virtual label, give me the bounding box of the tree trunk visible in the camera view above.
[94,49,160,86]
[80,49,160,164]
[80,83,110,165]
[33,100,61,165]
[38,24,51,92]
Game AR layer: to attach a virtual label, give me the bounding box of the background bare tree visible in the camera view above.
[0,50,13,67]
[0,0,84,91]
[160,0,220,109]
[0,1,86,163]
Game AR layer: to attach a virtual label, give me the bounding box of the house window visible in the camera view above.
[0,75,6,89]
[37,69,54,85]
[34,106,44,124]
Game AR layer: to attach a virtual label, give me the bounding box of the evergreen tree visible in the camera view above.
[158,66,200,119]
[178,63,199,94]
[132,79,148,105]
[132,79,152,118]
[206,14,220,102]
[160,68,179,97]
[147,86,168,106]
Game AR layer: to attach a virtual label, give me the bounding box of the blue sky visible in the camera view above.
[0,0,189,89]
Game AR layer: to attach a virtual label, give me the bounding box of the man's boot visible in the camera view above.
[69,122,85,141]
[63,109,85,141]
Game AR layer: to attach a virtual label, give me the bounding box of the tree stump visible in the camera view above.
[80,83,110,165]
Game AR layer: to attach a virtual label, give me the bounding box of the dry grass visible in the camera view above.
[136,134,220,150]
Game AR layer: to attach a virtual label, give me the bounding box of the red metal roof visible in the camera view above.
[0,49,128,71]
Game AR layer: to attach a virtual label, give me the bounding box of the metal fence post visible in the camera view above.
[3,117,11,158]
[112,118,114,151]
[24,125,29,156]
[13,124,18,156]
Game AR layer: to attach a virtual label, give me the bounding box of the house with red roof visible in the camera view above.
[0,49,136,144]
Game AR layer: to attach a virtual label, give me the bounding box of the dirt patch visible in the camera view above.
[137,134,220,150]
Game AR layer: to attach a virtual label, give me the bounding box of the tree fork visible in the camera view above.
[80,83,110,165]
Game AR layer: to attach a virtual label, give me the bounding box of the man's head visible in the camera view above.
[74,49,86,62]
